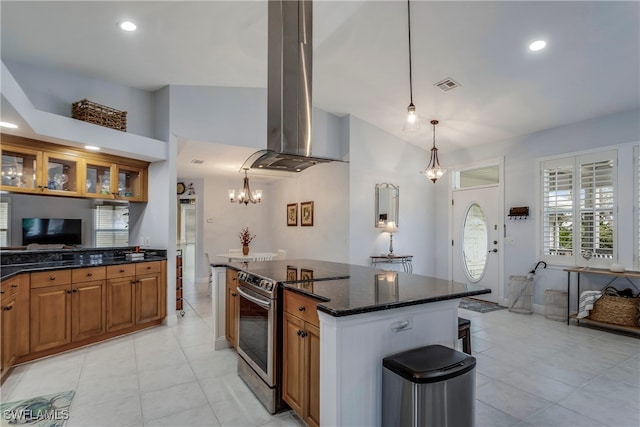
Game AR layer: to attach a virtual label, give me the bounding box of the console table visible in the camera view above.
[564,267,640,327]
[370,255,413,273]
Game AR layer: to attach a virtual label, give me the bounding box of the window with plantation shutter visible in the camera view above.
[540,150,617,267]
[94,203,129,248]
[0,199,9,247]
[543,159,574,259]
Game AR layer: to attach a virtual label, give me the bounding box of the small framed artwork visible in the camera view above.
[287,203,298,226]
[286,266,298,281]
[301,268,313,281]
[300,201,314,226]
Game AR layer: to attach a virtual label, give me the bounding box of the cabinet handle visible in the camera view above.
[300,330,307,338]
[147,266,151,270]
[72,289,78,293]
[0,290,4,294]
[231,292,237,297]
[11,284,18,288]
[120,269,125,273]
[298,306,306,312]
[2,305,13,311]
[297,329,302,336]
[66,290,72,294]
[50,276,56,280]
[87,272,93,277]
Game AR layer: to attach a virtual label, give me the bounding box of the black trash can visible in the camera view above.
[382,344,476,427]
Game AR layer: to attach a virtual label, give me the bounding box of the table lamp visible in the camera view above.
[383,221,398,255]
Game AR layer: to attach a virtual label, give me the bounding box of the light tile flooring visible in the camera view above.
[1,274,639,427]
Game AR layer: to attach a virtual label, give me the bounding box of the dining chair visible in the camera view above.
[275,249,287,260]
[253,254,274,261]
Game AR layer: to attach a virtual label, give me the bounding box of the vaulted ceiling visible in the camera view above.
[2,1,638,177]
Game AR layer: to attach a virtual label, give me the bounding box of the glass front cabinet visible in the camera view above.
[1,136,148,202]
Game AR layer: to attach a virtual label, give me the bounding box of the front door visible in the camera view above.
[452,185,501,302]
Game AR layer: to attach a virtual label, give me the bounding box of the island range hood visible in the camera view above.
[249,0,337,173]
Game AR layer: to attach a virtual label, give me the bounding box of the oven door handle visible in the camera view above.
[237,287,272,309]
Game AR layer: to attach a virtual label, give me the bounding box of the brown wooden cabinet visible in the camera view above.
[1,135,149,202]
[282,290,320,427]
[30,267,107,352]
[225,269,238,348]
[1,283,19,377]
[106,261,164,332]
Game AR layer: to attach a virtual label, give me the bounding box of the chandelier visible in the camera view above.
[421,120,446,183]
[402,0,420,133]
[228,168,262,205]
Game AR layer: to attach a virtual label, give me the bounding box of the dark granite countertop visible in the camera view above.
[1,255,167,280]
[222,259,491,317]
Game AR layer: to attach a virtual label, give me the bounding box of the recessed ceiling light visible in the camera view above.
[529,40,546,51]
[85,145,100,151]
[0,121,18,129]
[118,21,137,32]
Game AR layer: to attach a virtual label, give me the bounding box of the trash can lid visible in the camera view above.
[383,344,476,384]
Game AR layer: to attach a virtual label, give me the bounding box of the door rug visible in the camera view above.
[1,390,74,427]
[459,297,507,313]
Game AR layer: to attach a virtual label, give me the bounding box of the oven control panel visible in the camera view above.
[238,271,276,293]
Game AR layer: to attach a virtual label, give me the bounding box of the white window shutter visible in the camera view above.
[95,203,129,248]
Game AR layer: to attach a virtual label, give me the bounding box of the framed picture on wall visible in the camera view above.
[301,201,314,226]
[287,203,298,226]
[286,266,298,281]
[301,268,313,281]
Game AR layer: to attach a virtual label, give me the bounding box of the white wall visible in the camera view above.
[348,116,436,275]
[437,108,640,308]
[5,60,155,138]
[268,162,350,262]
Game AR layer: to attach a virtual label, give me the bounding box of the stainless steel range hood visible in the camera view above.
[250,0,337,173]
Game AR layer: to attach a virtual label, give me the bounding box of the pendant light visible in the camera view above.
[402,0,420,133]
[228,168,262,205]
[421,120,446,183]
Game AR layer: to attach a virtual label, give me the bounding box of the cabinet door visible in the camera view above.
[30,284,71,352]
[1,292,18,372]
[305,323,321,427]
[225,283,238,348]
[136,273,163,325]
[0,145,41,193]
[115,164,146,202]
[42,152,81,196]
[282,312,305,415]
[72,280,106,341]
[106,277,135,332]
[83,159,116,198]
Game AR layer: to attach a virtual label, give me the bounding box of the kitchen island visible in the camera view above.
[223,260,490,426]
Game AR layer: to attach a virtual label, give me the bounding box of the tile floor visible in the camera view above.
[1,274,639,427]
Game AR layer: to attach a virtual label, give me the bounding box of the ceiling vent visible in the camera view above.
[434,78,461,92]
[190,159,204,165]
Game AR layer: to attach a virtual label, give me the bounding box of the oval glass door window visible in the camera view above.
[462,203,488,282]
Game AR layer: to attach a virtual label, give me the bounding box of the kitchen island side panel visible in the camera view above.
[319,299,458,427]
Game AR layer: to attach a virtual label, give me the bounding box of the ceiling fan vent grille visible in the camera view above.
[434,78,461,92]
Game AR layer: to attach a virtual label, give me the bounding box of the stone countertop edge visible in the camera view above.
[282,284,491,317]
[1,256,167,281]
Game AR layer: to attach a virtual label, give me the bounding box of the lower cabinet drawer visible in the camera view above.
[284,290,320,328]
[72,266,106,282]
[106,264,136,279]
[31,270,72,289]
[136,261,161,275]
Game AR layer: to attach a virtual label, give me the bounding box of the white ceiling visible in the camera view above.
[1,1,639,179]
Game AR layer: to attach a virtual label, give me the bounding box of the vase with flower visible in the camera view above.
[239,227,256,255]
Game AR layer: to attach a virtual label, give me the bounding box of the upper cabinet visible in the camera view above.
[1,135,149,202]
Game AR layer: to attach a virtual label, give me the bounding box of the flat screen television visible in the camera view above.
[22,218,82,246]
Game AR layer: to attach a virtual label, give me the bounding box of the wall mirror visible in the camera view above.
[375,183,399,228]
